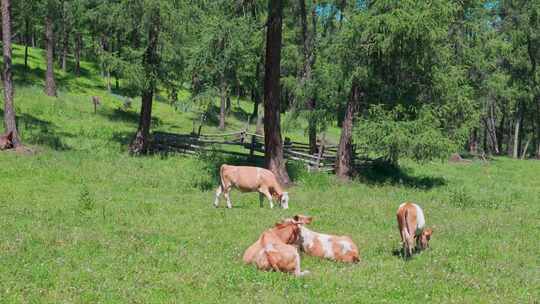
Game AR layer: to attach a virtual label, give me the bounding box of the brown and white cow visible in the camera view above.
[396,202,433,257]
[0,131,14,150]
[244,219,309,276]
[214,164,289,209]
[291,215,360,263]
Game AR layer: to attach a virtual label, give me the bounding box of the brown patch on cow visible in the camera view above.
[293,214,313,225]
[307,236,325,257]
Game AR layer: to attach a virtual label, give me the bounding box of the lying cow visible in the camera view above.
[244,219,309,276]
[396,202,433,257]
[214,164,289,209]
[291,215,360,263]
[0,131,14,150]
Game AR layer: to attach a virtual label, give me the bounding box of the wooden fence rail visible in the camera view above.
[153,129,357,173]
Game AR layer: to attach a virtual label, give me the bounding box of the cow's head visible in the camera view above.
[0,131,14,150]
[293,214,313,225]
[279,192,289,209]
[418,228,433,249]
[273,219,302,244]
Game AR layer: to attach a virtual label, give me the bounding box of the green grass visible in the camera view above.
[1,45,539,303]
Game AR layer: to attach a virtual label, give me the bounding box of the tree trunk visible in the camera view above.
[219,75,227,130]
[299,0,318,154]
[61,23,68,71]
[308,99,317,154]
[482,122,488,154]
[24,17,29,70]
[512,103,523,159]
[251,60,261,121]
[129,8,160,154]
[256,107,264,135]
[486,100,500,154]
[263,0,290,185]
[44,11,57,97]
[75,32,81,76]
[106,68,111,91]
[1,0,20,147]
[226,95,231,116]
[251,87,260,121]
[537,97,540,159]
[468,128,478,154]
[336,81,362,180]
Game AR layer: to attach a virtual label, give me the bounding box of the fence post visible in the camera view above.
[197,113,205,137]
[249,135,257,159]
[315,136,325,172]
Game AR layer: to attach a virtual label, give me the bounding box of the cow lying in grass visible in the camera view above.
[396,202,433,257]
[243,219,309,276]
[291,215,360,263]
[214,164,289,209]
[0,131,14,150]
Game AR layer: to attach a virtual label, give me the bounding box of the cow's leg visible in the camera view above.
[214,185,222,208]
[224,191,232,208]
[401,229,410,258]
[259,189,274,209]
[406,221,416,256]
[293,252,310,277]
[259,192,265,208]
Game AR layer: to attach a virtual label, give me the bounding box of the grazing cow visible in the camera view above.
[0,131,14,150]
[214,164,289,209]
[396,202,433,257]
[244,219,309,276]
[292,215,360,263]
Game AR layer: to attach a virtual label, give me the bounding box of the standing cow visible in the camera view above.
[396,202,433,257]
[214,164,289,209]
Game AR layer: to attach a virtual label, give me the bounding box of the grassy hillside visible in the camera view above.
[0,45,539,303]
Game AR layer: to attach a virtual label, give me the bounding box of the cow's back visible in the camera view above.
[221,165,278,192]
[397,202,418,235]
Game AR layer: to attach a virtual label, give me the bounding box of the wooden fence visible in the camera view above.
[152,129,357,172]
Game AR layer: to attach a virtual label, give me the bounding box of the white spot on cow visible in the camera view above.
[264,243,276,252]
[300,226,315,250]
[339,240,353,254]
[413,203,426,234]
[319,234,335,259]
[399,202,407,209]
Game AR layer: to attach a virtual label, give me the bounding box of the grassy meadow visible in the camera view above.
[1,45,539,303]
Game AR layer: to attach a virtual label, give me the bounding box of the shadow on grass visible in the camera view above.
[392,247,431,260]
[111,131,133,146]
[201,104,251,128]
[1,110,72,151]
[354,159,445,190]
[101,108,162,127]
[12,63,98,93]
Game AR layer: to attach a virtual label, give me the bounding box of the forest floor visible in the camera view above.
[1,45,539,303]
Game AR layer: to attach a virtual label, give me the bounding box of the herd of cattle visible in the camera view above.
[214,164,433,276]
[2,131,434,276]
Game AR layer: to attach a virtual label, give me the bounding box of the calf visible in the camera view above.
[292,215,360,263]
[396,202,433,257]
[214,164,289,209]
[244,220,309,276]
[0,131,14,150]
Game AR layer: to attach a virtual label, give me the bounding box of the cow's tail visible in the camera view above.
[219,164,227,190]
[403,207,410,239]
